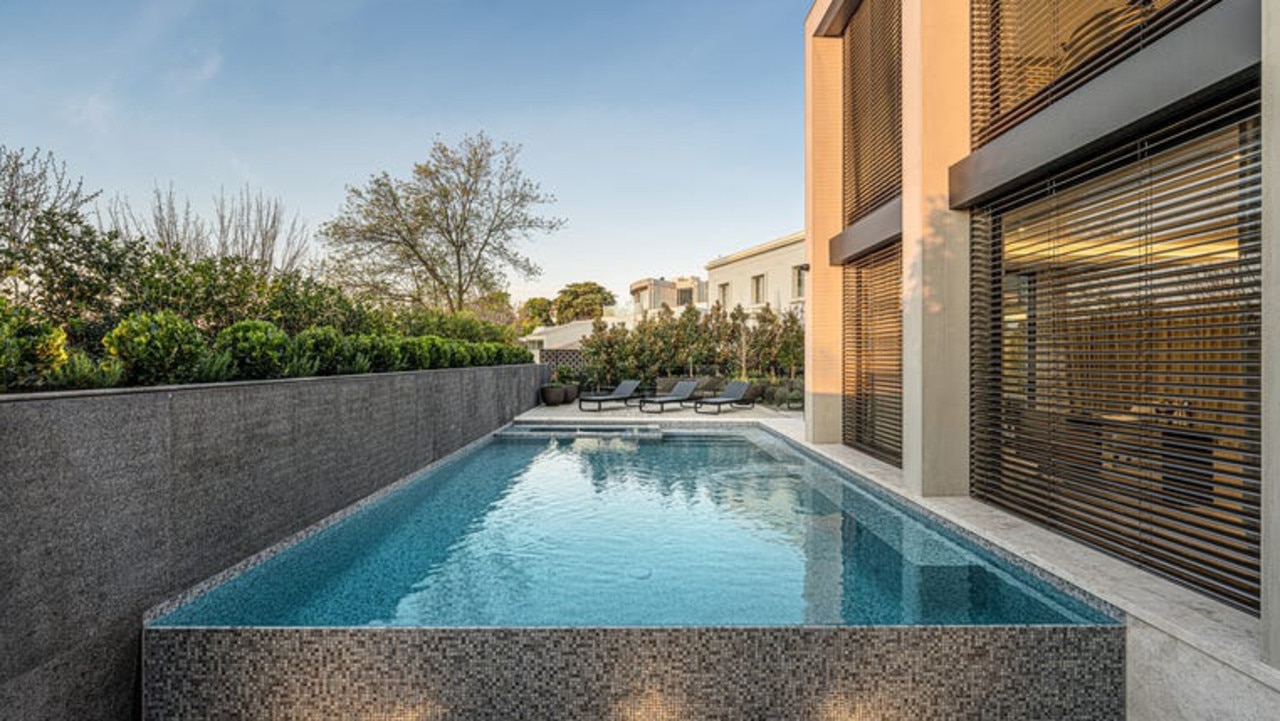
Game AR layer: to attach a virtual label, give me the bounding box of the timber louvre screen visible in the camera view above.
[843,241,903,465]
[969,87,1262,612]
[842,0,901,225]
[970,0,1217,147]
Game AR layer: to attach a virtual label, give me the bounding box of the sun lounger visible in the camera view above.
[578,379,642,412]
[693,380,754,415]
[639,380,699,414]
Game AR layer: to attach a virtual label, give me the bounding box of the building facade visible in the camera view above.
[705,230,807,316]
[629,276,707,321]
[805,0,1277,714]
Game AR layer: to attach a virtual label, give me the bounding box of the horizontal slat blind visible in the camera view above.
[843,0,902,224]
[970,87,1262,612]
[971,0,1218,147]
[843,240,903,465]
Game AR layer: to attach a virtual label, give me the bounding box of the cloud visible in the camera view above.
[63,89,116,133]
[170,49,223,93]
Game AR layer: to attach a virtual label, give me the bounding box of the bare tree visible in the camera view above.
[102,185,209,255]
[103,184,310,273]
[211,186,310,272]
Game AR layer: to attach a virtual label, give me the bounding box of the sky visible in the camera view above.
[0,0,807,308]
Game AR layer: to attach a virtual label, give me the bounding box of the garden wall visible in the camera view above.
[0,364,547,721]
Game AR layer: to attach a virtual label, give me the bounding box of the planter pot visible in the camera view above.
[541,385,567,406]
[563,384,579,402]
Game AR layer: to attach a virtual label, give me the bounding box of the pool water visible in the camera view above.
[153,430,1113,627]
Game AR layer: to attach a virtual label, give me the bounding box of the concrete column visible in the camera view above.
[1260,0,1279,667]
[804,0,846,444]
[899,0,971,496]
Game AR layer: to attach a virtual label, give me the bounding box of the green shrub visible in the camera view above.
[340,347,372,375]
[281,346,320,379]
[369,334,406,372]
[0,303,69,391]
[215,320,289,380]
[399,335,443,371]
[291,326,345,376]
[502,345,534,364]
[344,334,404,373]
[103,311,206,386]
[193,348,235,383]
[42,350,123,390]
[436,339,472,368]
[469,342,495,367]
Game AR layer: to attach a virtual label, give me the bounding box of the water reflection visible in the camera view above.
[155,431,1107,628]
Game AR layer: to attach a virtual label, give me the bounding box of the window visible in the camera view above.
[750,275,766,305]
[970,0,1213,147]
[717,283,731,308]
[843,241,903,465]
[970,87,1262,612]
[677,288,693,307]
[843,0,902,224]
[792,265,807,300]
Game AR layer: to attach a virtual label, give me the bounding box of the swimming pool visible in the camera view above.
[144,424,1123,719]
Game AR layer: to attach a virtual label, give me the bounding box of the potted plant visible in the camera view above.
[556,365,579,403]
[540,378,566,406]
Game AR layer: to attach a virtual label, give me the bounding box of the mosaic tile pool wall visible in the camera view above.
[144,625,1123,720]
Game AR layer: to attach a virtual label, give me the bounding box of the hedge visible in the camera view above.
[0,307,535,393]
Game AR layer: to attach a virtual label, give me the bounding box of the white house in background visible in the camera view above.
[629,276,707,321]
[705,231,806,316]
[518,307,630,364]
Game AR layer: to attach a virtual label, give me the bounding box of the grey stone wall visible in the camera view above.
[0,365,546,721]
[143,625,1124,720]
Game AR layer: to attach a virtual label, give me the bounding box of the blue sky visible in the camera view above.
[0,0,806,306]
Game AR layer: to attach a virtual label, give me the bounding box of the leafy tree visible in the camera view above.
[397,307,510,343]
[674,304,705,376]
[517,296,554,335]
[748,304,781,380]
[320,132,563,313]
[699,302,735,375]
[580,318,630,388]
[123,249,270,337]
[553,281,616,323]
[471,290,515,326]
[728,304,751,379]
[1,146,100,301]
[777,309,804,379]
[3,208,146,342]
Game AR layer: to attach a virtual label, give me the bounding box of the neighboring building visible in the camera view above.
[519,309,629,371]
[629,276,707,320]
[805,0,1274,712]
[519,320,596,363]
[705,231,807,316]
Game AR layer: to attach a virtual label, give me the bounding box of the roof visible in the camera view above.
[705,231,805,270]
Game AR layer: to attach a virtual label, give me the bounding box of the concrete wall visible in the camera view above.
[1260,0,1280,665]
[803,2,845,443]
[0,364,546,721]
[144,625,1123,720]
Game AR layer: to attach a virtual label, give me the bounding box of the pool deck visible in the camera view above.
[517,399,806,427]
[512,405,1280,719]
